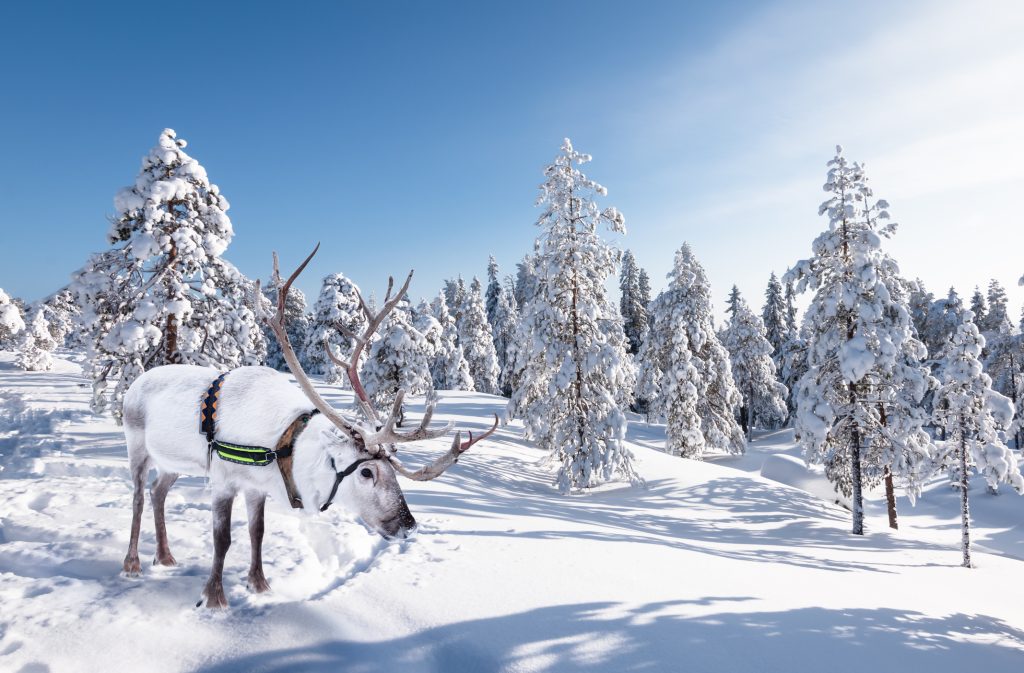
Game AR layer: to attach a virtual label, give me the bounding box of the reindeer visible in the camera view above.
[120,245,497,608]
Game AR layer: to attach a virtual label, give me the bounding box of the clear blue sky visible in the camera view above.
[2,0,1022,319]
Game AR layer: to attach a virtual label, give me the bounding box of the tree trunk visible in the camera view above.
[164,240,180,364]
[884,469,898,530]
[960,434,971,568]
[851,425,864,535]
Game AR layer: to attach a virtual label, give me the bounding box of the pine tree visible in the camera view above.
[786,146,935,535]
[907,279,933,340]
[984,280,1009,334]
[924,288,964,363]
[428,292,473,391]
[303,273,366,385]
[969,288,988,329]
[640,244,745,455]
[0,288,26,349]
[932,313,1024,567]
[485,256,502,326]
[490,283,520,396]
[514,252,540,310]
[780,328,809,419]
[71,129,264,421]
[457,278,500,395]
[510,138,639,491]
[984,317,1023,449]
[619,249,649,355]
[784,279,799,335]
[16,310,57,371]
[723,292,788,437]
[762,272,790,373]
[360,299,432,413]
[39,289,82,349]
[262,256,312,373]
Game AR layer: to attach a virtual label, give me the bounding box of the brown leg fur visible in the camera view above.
[245,490,270,593]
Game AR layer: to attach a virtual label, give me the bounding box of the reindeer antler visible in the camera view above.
[264,245,493,480]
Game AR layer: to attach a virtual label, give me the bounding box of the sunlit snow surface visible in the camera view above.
[1,352,1022,673]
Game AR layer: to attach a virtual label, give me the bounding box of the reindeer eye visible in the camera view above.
[360,467,373,479]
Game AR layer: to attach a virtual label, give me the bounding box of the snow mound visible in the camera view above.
[760,453,851,509]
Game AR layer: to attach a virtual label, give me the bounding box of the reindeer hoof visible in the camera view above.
[153,553,177,567]
[200,590,229,609]
[247,575,271,594]
[123,555,142,576]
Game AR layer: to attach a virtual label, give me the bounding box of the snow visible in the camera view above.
[2,353,1024,672]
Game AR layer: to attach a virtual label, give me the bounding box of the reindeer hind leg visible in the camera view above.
[245,490,270,593]
[151,470,179,566]
[122,447,149,576]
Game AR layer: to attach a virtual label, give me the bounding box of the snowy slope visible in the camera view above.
[2,354,1023,673]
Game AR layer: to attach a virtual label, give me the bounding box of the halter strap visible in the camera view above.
[320,457,376,512]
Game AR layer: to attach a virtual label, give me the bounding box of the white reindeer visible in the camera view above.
[120,246,496,608]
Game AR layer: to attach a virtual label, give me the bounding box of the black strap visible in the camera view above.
[320,457,375,512]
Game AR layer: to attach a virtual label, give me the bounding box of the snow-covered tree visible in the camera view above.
[640,244,745,455]
[969,288,988,329]
[444,278,467,329]
[490,284,520,397]
[262,256,312,372]
[510,138,639,491]
[514,251,540,310]
[984,318,1023,449]
[16,310,57,371]
[984,280,1009,334]
[485,256,502,326]
[428,292,473,391]
[780,328,809,419]
[924,288,964,364]
[784,278,799,335]
[0,288,26,349]
[31,288,82,350]
[762,272,790,373]
[303,273,366,385]
[723,292,788,436]
[786,146,935,535]
[72,129,264,421]
[619,249,649,355]
[360,299,432,413]
[457,278,500,395]
[907,279,933,340]
[932,314,1024,567]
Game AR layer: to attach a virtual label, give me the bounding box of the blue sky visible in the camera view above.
[1,0,1022,320]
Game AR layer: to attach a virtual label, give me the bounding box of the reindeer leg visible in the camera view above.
[200,490,234,609]
[245,490,271,593]
[122,456,149,576]
[151,471,179,566]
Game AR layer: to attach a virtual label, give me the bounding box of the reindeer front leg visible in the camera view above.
[245,490,271,593]
[200,490,235,609]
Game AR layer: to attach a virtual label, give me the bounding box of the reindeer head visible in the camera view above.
[262,245,497,540]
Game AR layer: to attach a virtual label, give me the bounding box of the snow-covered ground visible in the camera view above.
[2,354,1023,673]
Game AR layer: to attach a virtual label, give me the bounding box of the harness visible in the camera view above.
[201,371,376,512]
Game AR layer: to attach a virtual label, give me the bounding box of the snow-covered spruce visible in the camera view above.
[510,138,639,491]
[786,146,935,535]
[639,243,745,456]
[360,298,432,414]
[485,257,521,396]
[16,310,57,371]
[35,288,82,349]
[723,290,788,437]
[71,129,264,421]
[262,256,312,373]
[924,288,964,359]
[984,317,1023,449]
[969,287,988,330]
[906,279,933,343]
[457,278,500,396]
[983,280,1009,335]
[762,272,790,374]
[303,273,366,385]
[619,249,649,356]
[931,313,1024,567]
[0,288,26,348]
[427,292,474,391]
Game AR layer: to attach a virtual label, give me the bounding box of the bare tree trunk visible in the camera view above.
[164,240,180,364]
[884,469,898,530]
[960,433,971,568]
[851,424,864,535]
